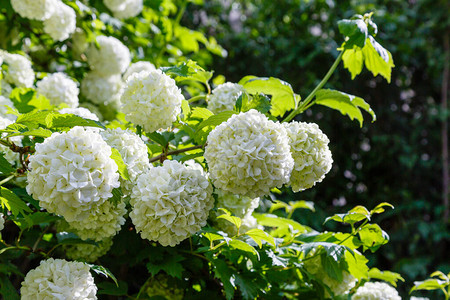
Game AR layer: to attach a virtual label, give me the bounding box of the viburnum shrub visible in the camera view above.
[0,1,437,299]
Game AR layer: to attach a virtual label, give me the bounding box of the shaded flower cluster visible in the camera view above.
[207,82,245,114]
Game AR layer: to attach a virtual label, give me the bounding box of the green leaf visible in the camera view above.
[324,205,371,226]
[15,110,53,129]
[229,238,259,260]
[242,93,271,114]
[97,281,128,296]
[345,251,369,280]
[361,36,395,83]
[110,148,130,181]
[338,18,368,49]
[146,254,185,279]
[89,264,119,287]
[212,259,235,300]
[254,213,310,234]
[147,132,168,146]
[368,268,405,287]
[358,224,389,252]
[299,242,353,262]
[238,76,298,117]
[411,278,448,293]
[321,253,343,281]
[161,60,213,86]
[370,202,394,215]
[0,153,15,174]
[5,128,53,138]
[0,275,19,300]
[235,273,264,300]
[14,212,60,230]
[10,88,52,113]
[45,113,105,130]
[342,48,364,79]
[245,228,276,248]
[193,111,236,144]
[217,208,242,231]
[314,89,376,127]
[0,187,32,216]
[109,188,123,206]
[181,99,191,119]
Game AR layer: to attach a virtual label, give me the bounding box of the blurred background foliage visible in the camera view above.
[183,0,450,296]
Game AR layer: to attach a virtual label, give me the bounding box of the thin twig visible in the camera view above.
[149,144,205,163]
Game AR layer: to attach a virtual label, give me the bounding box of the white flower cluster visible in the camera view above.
[130,160,214,247]
[205,109,294,198]
[20,258,97,300]
[145,275,184,300]
[207,82,245,114]
[81,72,123,105]
[1,52,35,88]
[26,127,120,223]
[10,0,56,20]
[64,238,113,263]
[100,128,150,195]
[120,70,184,132]
[59,107,100,121]
[0,95,17,121]
[352,282,401,300]
[86,36,131,76]
[37,72,79,108]
[0,116,22,167]
[1,81,12,97]
[43,1,76,41]
[123,61,156,81]
[104,0,143,19]
[284,121,333,192]
[410,297,429,300]
[303,254,356,297]
[0,213,4,231]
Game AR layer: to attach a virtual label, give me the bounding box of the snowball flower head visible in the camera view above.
[0,116,22,166]
[207,82,245,114]
[64,238,113,262]
[215,189,260,218]
[352,282,401,300]
[410,297,429,300]
[123,61,156,81]
[43,1,76,41]
[104,0,143,19]
[0,95,17,121]
[86,36,131,76]
[81,72,123,105]
[283,121,333,192]
[37,72,79,108]
[100,128,150,195]
[26,127,120,223]
[120,70,184,132]
[204,109,294,198]
[20,258,97,300]
[2,53,35,88]
[59,107,100,121]
[10,0,56,20]
[1,81,13,97]
[130,160,214,247]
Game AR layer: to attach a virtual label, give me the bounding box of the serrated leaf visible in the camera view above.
[97,281,128,296]
[90,265,118,286]
[0,275,19,300]
[342,48,364,79]
[245,228,275,248]
[238,76,298,117]
[229,239,259,260]
[358,224,389,252]
[45,113,105,130]
[181,99,191,119]
[321,253,343,281]
[189,107,214,122]
[345,250,369,280]
[147,132,168,146]
[368,268,405,287]
[217,208,242,231]
[370,202,394,215]
[361,36,395,83]
[110,148,130,181]
[109,188,123,206]
[196,111,236,131]
[254,213,310,234]
[242,93,271,114]
[0,153,15,174]
[161,60,213,85]
[15,110,53,129]
[146,254,185,279]
[14,212,60,230]
[212,259,235,300]
[10,88,52,113]
[299,242,353,261]
[288,200,315,213]
[315,89,376,127]
[411,278,448,293]
[5,128,53,138]
[0,187,32,216]
[338,18,368,49]
[268,201,290,214]
[235,273,263,300]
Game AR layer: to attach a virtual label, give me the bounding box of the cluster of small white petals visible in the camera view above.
[184,159,207,177]
[0,116,22,166]
[204,109,294,198]
[86,36,131,76]
[20,258,97,300]
[410,297,429,300]
[123,61,156,81]
[26,127,120,223]
[130,160,214,247]
[303,254,356,297]
[37,73,79,108]
[81,72,123,105]
[284,121,333,192]
[64,238,113,262]
[120,70,183,132]
[215,189,260,218]
[0,213,4,231]
[0,95,17,121]
[10,0,56,20]
[2,53,35,88]
[100,128,150,194]
[145,275,184,300]
[104,0,143,19]
[59,107,100,121]
[1,81,13,97]
[68,200,127,241]
[43,1,76,41]
[352,282,401,300]
[207,82,245,114]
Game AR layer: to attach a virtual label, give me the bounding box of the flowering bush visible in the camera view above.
[1,1,438,299]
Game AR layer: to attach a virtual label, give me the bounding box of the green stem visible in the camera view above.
[0,174,15,186]
[338,219,369,246]
[135,277,152,300]
[283,51,343,122]
[149,144,205,163]
[188,94,206,104]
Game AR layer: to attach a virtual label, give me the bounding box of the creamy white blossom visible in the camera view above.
[59,107,100,121]
[100,128,150,195]
[104,0,143,19]
[130,160,214,247]
[64,238,113,262]
[0,213,4,231]
[283,121,333,192]
[81,72,123,105]
[120,70,183,132]
[37,73,79,108]
[43,1,76,41]
[0,116,22,166]
[1,53,34,88]
[1,81,13,97]
[20,258,97,300]
[26,127,120,223]
[0,95,17,121]
[10,0,56,20]
[352,282,401,300]
[123,61,156,81]
[204,109,294,198]
[410,297,429,300]
[207,82,245,114]
[86,36,131,76]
